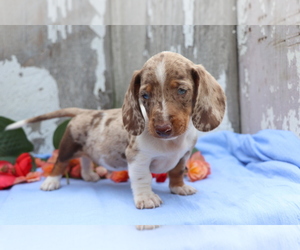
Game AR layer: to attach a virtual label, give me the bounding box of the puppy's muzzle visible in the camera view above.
[155,124,172,138]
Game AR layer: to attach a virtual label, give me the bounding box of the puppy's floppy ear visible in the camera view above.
[122,70,145,136]
[191,65,226,132]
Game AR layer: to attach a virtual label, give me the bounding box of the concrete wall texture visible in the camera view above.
[238,1,300,135]
[1,0,300,153]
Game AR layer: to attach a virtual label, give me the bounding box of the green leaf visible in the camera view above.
[192,147,198,154]
[30,155,37,172]
[0,156,17,164]
[53,119,70,149]
[0,116,34,157]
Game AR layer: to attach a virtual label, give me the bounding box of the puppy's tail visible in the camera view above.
[5,108,86,131]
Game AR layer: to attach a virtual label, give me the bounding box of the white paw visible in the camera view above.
[135,225,161,230]
[170,184,197,195]
[40,176,61,191]
[134,192,163,209]
[82,171,100,182]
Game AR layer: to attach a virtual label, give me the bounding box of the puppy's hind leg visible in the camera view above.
[41,125,82,191]
[80,156,100,182]
[40,160,68,191]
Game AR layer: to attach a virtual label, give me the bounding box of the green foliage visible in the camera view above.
[192,147,198,154]
[53,119,70,149]
[0,156,17,164]
[30,154,37,172]
[0,116,34,157]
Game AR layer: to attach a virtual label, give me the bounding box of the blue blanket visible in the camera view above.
[1,129,299,225]
[0,130,300,249]
[194,129,300,225]
[0,129,299,225]
[0,130,299,248]
[1,225,299,250]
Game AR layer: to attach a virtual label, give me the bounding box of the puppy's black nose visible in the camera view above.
[155,124,172,138]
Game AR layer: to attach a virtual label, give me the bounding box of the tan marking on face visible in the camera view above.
[145,84,153,93]
[169,80,179,88]
[166,99,192,137]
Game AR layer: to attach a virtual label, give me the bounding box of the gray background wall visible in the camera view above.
[0,24,238,153]
[238,0,300,135]
[1,0,300,153]
[0,0,237,25]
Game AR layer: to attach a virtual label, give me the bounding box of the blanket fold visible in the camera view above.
[196,129,300,181]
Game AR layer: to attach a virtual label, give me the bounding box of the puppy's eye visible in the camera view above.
[142,93,150,100]
[178,88,187,95]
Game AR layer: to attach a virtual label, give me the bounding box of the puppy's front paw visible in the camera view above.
[134,192,163,209]
[40,176,61,191]
[170,184,197,195]
[82,171,100,182]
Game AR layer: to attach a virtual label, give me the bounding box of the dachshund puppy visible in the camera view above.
[6,52,225,209]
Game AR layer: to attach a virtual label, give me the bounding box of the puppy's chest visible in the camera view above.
[149,155,183,173]
[146,135,196,173]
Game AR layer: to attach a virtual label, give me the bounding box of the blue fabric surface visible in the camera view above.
[0,129,299,227]
[195,129,300,225]
[1,225,299,250]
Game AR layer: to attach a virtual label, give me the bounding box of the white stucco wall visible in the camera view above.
[0,56,60,153]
